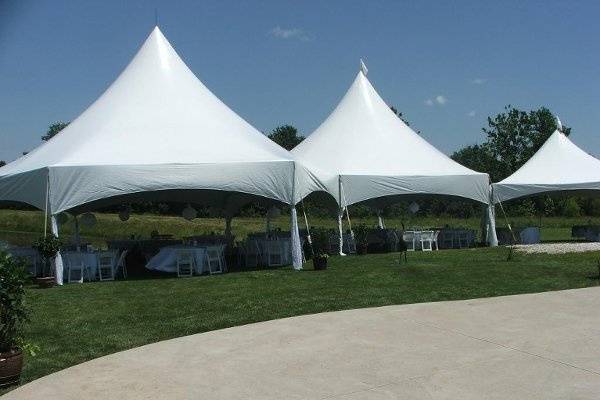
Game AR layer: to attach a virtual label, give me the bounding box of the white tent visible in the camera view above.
[493,130,600,202]
[0,27,324,279]
[292,67,497,250]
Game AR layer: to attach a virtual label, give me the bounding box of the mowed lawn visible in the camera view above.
[12,247,600,389]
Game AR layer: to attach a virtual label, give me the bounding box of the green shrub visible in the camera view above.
[561,198,581,218]
[0,250,29,353]
[32,234,61,276]
[353,224,370,247]
[310,227,330,258]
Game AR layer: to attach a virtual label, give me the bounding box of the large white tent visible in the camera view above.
[0,27,325,280]
[292,66,498,249]
[493,130,600,202]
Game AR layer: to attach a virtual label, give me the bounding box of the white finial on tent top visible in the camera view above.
[155,8,159,27]
[360,59,368,76]
[555,115,563,133]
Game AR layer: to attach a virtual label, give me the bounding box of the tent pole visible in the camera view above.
[338,208,346,256]
[50,214,64,285]
[300,199,314,261]
[377,209,385,229]
[74,215,81,250]
[44,173,50,238]
[487,186,499,247]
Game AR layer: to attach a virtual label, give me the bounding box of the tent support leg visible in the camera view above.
[338,209,346,256]
[50,215,64,285]
[487,202,498,247]
[290,206,303,270]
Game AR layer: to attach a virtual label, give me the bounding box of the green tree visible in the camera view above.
[483,106,569,180]
[268,125,304,150]
[451,143,496,177]
[42,121,69,141]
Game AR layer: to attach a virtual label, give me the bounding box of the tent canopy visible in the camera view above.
[292,69,490,207]
[0,27,323,214]
[492,130,600,203]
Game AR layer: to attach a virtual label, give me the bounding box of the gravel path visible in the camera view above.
[514,242,600,254]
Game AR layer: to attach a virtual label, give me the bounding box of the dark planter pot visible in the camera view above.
[0,349,23,387]
[35,276,56,289]
[313,256,328,270]
[357,243,368,255]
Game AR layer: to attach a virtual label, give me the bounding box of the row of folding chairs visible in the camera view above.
[176,245,225,277]
[402,231,440,251]
[242,239,286,268]
[65,250,128,283]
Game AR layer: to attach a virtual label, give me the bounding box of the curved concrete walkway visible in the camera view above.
[4,287,600,399]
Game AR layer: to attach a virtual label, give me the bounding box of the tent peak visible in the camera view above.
[359,59,369,76]
[555,115,563,133]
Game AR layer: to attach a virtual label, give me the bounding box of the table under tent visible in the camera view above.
[292,62,498,253]
[0,27,326,284]
[492,128,600,244]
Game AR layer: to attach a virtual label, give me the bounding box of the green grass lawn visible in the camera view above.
[5,247,599,392]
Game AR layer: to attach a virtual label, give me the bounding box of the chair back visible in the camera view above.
[117,249,129,268]
[176,249,194,277]
[97,251,116,268]
[176,250,194,265]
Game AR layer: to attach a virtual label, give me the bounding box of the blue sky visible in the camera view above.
[1,0,599,162]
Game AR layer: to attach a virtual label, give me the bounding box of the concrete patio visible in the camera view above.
[4,287,600,399]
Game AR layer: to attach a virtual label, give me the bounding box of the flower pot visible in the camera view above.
[0,349,23,387]
[357,243,368,255]
[313,256,328,270]
[35,276,56,289]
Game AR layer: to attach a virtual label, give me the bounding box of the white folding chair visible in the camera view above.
[97,251,116,281]
[420,231,434,252]
[432,230,440,251]
[442,231,455,249]
[266,240,284,267]
[67,253,88,283]
[403,231,416,251]
[457,231,470,248]
[218,245,227,272]
[343,233,357,254]
[176,250,194,277]
[244,240,262,268]
[205,246,223,274]
[115,249,128,279]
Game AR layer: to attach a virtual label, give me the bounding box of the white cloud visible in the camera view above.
[435,95,447,105]
[269,26,311,41]
[467,110,476,117]
[471,78,486,85]
[424,99,434,106]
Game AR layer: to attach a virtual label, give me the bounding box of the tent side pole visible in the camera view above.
[290,162,303,270]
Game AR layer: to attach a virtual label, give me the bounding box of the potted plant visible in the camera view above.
[310,227,330,270]
[0,250,36,387]
[354,224,370,255]
[32,234,61,288]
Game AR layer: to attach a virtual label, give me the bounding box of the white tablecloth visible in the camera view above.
[520,227,541,244]
[146,246,207,274]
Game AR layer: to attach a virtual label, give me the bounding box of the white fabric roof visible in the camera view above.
[292,70,490,206]
[0,27,323,213]
[493,130,600,202]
